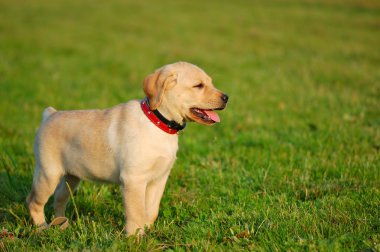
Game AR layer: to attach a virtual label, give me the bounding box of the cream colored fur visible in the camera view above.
[27,62,227,236]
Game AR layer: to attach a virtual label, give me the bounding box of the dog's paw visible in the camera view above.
[35,217,69,233]
[36,222,49,233]
[125,225,145,238]
[49,217,69,230]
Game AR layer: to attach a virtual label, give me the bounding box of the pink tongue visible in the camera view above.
[204,110,220,123]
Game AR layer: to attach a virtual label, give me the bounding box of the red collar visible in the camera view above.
[141,99,186,135]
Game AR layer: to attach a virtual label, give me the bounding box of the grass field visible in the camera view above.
[1,0,379,251]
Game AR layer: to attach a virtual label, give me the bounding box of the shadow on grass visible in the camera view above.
[0,171,31,207]
[0,171,32,223]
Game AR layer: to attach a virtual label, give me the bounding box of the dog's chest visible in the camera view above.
[117,121,178,178]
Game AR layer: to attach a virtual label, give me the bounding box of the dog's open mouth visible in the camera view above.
[190,108,220,124]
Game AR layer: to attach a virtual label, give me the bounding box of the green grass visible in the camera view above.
[1,0,379,251]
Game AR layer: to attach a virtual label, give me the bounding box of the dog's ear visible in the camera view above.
[143,68,177,110]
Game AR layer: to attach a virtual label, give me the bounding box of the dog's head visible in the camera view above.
[143,62,228,125]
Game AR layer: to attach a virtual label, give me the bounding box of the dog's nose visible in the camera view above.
[221,93,229,103]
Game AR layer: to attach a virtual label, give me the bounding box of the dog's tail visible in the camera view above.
[42,106,57,122]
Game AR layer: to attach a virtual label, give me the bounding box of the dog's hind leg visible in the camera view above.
[27,164,63,226]
[54,175,81,217]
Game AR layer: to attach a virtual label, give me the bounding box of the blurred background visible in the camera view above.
[0,0,379,250]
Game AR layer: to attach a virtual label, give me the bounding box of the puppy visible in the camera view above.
[27,62,228,235]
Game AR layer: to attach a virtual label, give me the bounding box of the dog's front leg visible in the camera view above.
[121,177,147,236]
[145,171,170,227]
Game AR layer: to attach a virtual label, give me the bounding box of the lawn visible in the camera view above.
[0,0,379,251]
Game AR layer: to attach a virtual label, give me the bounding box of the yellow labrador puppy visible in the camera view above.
[27,62,228,235]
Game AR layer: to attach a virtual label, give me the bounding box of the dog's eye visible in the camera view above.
[193,83,204,89]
